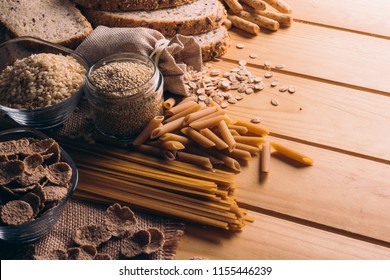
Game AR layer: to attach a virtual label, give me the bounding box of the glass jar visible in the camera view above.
[84,53,163,140]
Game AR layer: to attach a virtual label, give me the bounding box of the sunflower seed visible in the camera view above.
[228,98,238,104]
[271,80,278,87]
[275,64,285,69]
[235,94,244,100]
[279,85,289,92]
[210,69,221,76]
[271,98,279,106]
[288,85,296,94]
[236,43,245,49]
[239,60,247,66]
[245,88,254,95]
[220,101,229,108]
[251,117,262,123]
[249,53,258,59]
[254,83,265,91]
[264,72,273,78]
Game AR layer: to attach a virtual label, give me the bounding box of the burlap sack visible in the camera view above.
[76,26,202,96]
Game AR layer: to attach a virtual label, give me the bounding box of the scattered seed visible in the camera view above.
[236,43,245,49]
[271,98,279,106]
[235,94,244,100]
[254,83,265,91]
[239,60,247,66]
[254,77,262,83]
[275,64,285,69]
[288,85,296,94]
[264,61,272,71]
[198,95,207,101]
[264,72,273,78]
[196,88,205,95]
[249,53,258,59]
[251,117,262,124]
[271,80,278,87]
[279,85,289,92]
[210,69,221,76]
[245,88,254,95]
[228,98,238,104]
[220,101,229,108]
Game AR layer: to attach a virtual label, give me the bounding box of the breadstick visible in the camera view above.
[240,0,266,11]
[262,0,292,14]
[243,4,292,25]
[163,97,176,109]
[270,142,314,165]
[239,10,279,31]
[227,15,260,35]
[223,19,232,30]
[224,0,243,14]
[260,142,271,173]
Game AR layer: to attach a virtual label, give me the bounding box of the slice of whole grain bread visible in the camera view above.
[0,0,92,49]
[192,26,230,61]
[81,0,227,37]
[72,0,197,11]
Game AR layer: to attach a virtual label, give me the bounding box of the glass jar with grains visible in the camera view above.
[85,53,163,140]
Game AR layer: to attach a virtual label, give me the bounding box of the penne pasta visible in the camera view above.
[181,127,216,148]
[260,142,271,173]
[132,116,164,146]
[229,129,240,136]
[163,97,176,109]
[177,151,213,170]
[234,120,270,136]
[218,120,236,152]
[134,144,176,160]
[205,148,241,173]
[183,106,218,125]
[190,115,228,130]
[148,140,185,151]
[159,133,193,146]
[235,142,260,154]
[163,103,201,124]
[200,128,229,150]
[166,100,198,116]
[227,124,248,135]
[223,148,252,161]
[233,135,266,147]
[270,142,314,165]
[150,116,185,139]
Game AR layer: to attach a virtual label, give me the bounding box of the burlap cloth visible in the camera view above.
[76,26,202,96]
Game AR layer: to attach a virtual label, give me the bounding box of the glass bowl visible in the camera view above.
[0,37,89,129]
[0,128,78,243]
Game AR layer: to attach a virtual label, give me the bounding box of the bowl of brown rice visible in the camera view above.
[0,37,88,129]
[0,127,78,243]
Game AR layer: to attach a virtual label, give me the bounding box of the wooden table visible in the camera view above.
[175,0,390,259]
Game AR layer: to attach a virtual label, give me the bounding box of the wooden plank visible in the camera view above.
[175,212,390,260]
[210,60,390,162]
[233,136,390,242]
[290,0,390,38]
[225,23,390,93]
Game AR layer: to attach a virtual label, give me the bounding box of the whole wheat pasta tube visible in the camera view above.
[200,128,229,150]
[262,0,292,14]
[190,115,228,130]
[183,106,218,125]
[240,0,266,11]
[194,109,226,124]
[229,129,240,136]
[159,133,193,146]
[235,142,260,154]
[260,142,271,173]
[239,10,279,31]
[150,116,185,139]
[227,124,248,135]
[181,127,216,148]
[163,97,176,109]
[224,0,243,14]
[234,119,270,136]
[243,4,292,25]
[227,14,260,35]
[179,96,198,104]
[218,120,236,152]
[233,135,266,147]
[177,151,213,170]
[134,144,176,160]
[151,140,185,151]
[223,148,252,161]
[270,142,314,165]
[166,100,198,116]
[132,116,164,146]
[205,149,241,172]
[163,103,201,124]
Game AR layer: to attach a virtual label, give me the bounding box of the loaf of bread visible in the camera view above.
[193,26,230,61]
[81,0,227,37]
[73,0,197,11]
[0,0,92,48]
